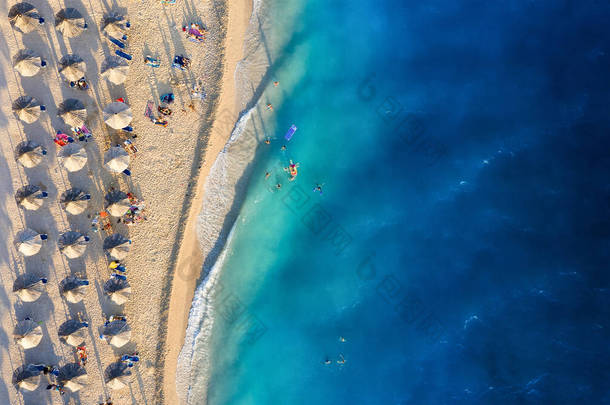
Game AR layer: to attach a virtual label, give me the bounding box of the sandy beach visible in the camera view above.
[0,0,251,403]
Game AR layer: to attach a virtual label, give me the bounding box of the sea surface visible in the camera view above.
[181,0,610,403]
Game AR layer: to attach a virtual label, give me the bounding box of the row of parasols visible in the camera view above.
[15,139,131,173]
[13,50,129,85]
[9,3,129,40]
[14,360,133,393]
[12,96,134,130]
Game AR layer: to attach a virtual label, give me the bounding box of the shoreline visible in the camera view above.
[160,0,254,403]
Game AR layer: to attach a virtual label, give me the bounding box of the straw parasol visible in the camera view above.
[58,98,86,127]
[13,274,46,302]
[103,277,131,305]
[59,54,86,82]
[102,13,128,38]
[12,365,41,391]
[15,184,45,210]
[105,190,130,217]
[58,231,88,259]
[58,363,88,392]
[13,49,45,77]
[12,96,44,123]
[104,146,130,173]
[60,276,89,303]
[103,101,132,129]
[58,143,87,172]
[9,3,43,33]
[104,362,132,390]
[15,140,46,168]
[103,233,130,260]
[55,8,86,37]
[101,320,131,348]
[14,228,44,256]
[101,56,129,85]
[58,319,87,347]
[13,319,43,349]
[60,188,90,215]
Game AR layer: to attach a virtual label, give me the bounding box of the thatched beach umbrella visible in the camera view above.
[14,228,46,256]
[58,231,89,259]
[103,233,130,260]
[12,96,45,123]
[58,319,88,347]
[58,98,86,127]
[105,190,130,217]
[101,56,129,85]
[60,188,90,215]
[102,13,128,37]
[13,49,45,77]
[13,274,47,302]
[101,320,131,348]
[15,141,46,168]
[58,143,87,172]
[58,363,88,392]
[59,54,86,82]
[55,8,86,37]
[13,319,43,349]
[104,146,129,173]
[103,102,132,129]
[104,362,132,390]
[103,277,131,305]
[9,3,43,34]
[60,276,89,303]
[12,365,41,391]
[15,184,46,210]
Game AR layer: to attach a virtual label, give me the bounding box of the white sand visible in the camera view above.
[0,0,248,403]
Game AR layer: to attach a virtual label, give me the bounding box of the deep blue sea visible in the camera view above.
[199,0,610,403]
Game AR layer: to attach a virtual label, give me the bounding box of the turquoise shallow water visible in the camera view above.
[192,0,610,403]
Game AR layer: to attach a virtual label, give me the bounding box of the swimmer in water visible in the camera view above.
[337,354,346,364]
[273,81,279,87]
[265,172,271,179]
[324,358,331,365]
[264,138,270,145]
[266,103,273,111]
[280,145,287,151]
[313,184,323,194]
[276,183,282,189]
[339,336,346,342]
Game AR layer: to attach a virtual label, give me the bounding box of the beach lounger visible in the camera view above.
[115,50,132,61]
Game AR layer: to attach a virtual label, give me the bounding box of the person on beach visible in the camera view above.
[109,261,126,272]
[99,398,113,405]
[111,273,127,281]
[76,346,87,366]
[121,353,140,367]
[46,384,65,395]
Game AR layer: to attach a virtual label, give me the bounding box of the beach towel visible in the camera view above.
[144,101,155,121]
[54,133,73,147]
